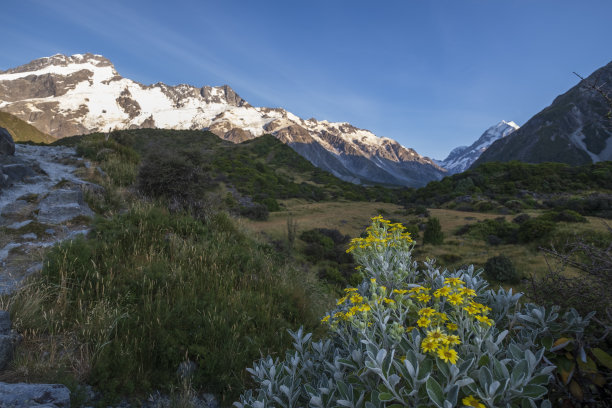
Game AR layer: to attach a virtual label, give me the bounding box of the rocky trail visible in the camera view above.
[0,143,97,295]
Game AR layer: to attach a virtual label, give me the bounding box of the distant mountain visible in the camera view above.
[438,120,519,174]
[473,60,612,167]
[0,53,446,187]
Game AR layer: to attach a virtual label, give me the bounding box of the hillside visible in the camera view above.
[55,128,413,213]
[473,60,612,166]
[0,111,54,143]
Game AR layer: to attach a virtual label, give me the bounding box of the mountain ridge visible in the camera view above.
[473,60,612,167]
[0,53,446,187]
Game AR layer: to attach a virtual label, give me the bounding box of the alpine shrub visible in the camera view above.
[423,217,444,245]
[484,254,521,283]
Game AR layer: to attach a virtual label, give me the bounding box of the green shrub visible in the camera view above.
[235,217,558,408]
[484,254,521,283]
[518,218,556,243]
[423,217,444,245]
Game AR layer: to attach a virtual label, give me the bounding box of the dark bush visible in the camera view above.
[454,224,472,236]
[486,234,503,246]
[512,214,531,224]
[484,254,521,283]
[518,218,555,243]
[137,149,214,205]
[239,203,269,221]
[423,217,444,245]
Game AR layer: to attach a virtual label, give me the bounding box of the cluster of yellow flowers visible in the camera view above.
[346,215,413,253]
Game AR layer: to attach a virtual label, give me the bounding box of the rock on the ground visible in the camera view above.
[0,128,15,156]
[0,382,70,407]
[0,310,21,371]
[37,189,94,224]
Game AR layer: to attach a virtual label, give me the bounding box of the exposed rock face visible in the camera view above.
[0,127,15,155]
[0,53,447,187]
[473,60,612,167]
[0,382,71,407]
[0,310,20,371]
[438,120,519,173]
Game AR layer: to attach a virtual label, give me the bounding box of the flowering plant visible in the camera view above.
[235,217,556,408]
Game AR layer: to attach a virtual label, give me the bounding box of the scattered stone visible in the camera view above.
[45,228,56,235]
[6,220,33,229]
[37,189,94,224]
[0,200,31,220]
[21,233,38,240]
[0,382,70,407]
[27,263,43,274]
[0,128,15,156]
[0,243,21,264]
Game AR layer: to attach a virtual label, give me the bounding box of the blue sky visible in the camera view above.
[2,0,611,159]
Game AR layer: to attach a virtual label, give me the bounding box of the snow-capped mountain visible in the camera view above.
[0,53,446,187]
[438,120,519,174]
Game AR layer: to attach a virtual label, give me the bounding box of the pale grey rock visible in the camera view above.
[37,189,94,224]
[0,382,70,407]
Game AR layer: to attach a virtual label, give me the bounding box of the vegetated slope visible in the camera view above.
[0,111,54,143]
[57,128,413,211]
[473,60,612,166]
[0,53,446,186]
[411,160,612,217]
[8,128,333,401]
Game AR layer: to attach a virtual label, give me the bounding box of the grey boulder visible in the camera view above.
[37,189,94,224]
[0,128,15,156]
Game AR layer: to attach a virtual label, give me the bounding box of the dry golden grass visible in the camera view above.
[242,199,409,239]
[244,201,610,293]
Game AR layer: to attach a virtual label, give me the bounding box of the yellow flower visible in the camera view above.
[417,317,431,328]
[344,287,358,292]
[349,294,364,304]
[444,277,465,286]
[405,326,416,332]
[418,307,436,317]
[421,337,439,353]
[435,312,449,322]
[416,293,432,302]
[463,305,479,315]
[392,289,408,295]
[458,287,476,297]
[408,286,428,294]
[359,304,371,312]
[321,315,330,323]
[383,298,395,304]
[333,312,344,319]
[426,327,445,341]
[446,334,461,345]
[337,296,348,305]
[475,315,494,326]
[462,395,485,408]
[446,322,458,331]
[433,286,452,298]
[447,293,464,306]
[437,346,458,364]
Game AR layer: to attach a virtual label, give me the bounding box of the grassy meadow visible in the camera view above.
[0,128,610,406]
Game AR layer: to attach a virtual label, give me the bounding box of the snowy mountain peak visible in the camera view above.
[438,120,520,174]
[0,53,446,186]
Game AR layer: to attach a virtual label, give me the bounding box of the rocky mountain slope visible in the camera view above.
[0,53,446,187]
[438,120,519,174]
[473,60,612,167]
